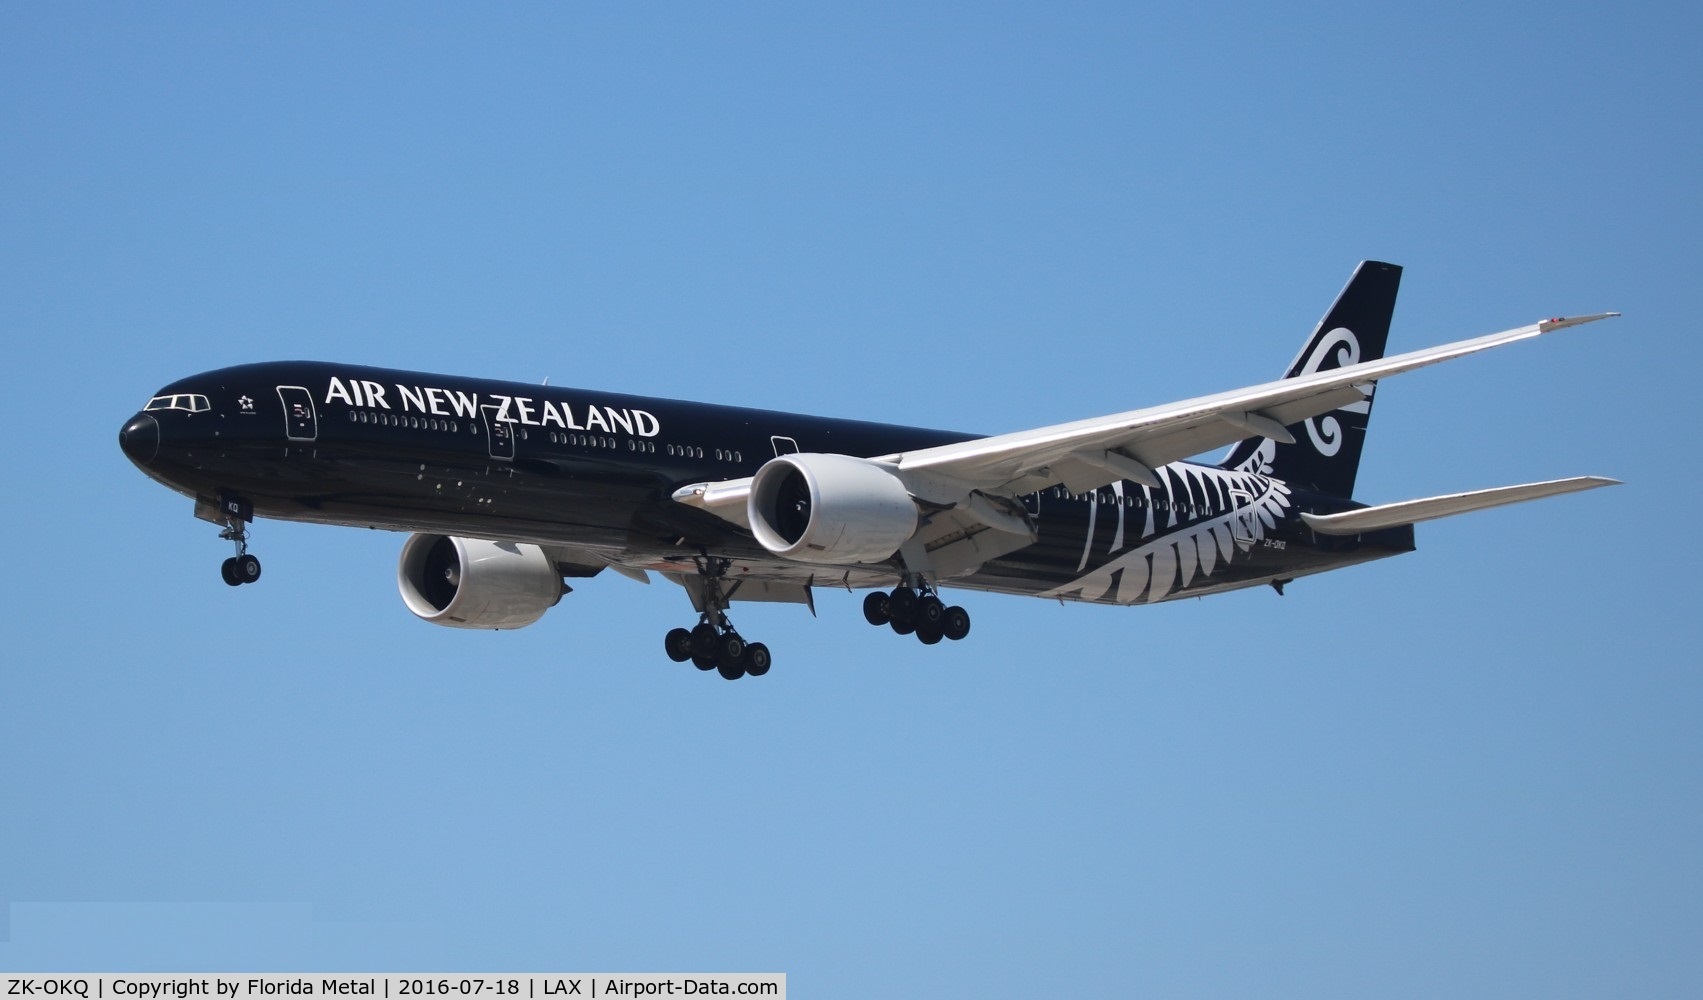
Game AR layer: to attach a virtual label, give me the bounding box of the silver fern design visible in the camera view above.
[1040,464,1292,604]
[1234,437,1279,477]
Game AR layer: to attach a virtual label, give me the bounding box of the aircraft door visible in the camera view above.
[481,404,516,460]
[1228,486,1256,552]
[770,436,799,456]
[276,386,318,441]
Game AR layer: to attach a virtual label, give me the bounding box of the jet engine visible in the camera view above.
[748,453,918,564]
[397,534,564,629]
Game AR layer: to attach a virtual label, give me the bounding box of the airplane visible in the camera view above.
[118,262,1618,679]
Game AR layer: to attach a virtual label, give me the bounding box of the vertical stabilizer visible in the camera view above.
[1220,260,1402,498]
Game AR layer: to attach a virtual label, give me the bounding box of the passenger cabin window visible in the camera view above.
[144,394,210,413]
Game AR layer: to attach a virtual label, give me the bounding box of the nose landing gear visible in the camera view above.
[863,585,970,645]
[208,493,261,587]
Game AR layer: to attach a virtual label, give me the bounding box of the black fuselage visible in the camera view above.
[119,361,1413,604]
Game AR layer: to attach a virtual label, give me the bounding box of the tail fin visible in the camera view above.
[1220,260,1402,497]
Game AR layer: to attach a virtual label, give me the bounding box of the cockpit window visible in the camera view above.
[144,394,211,413]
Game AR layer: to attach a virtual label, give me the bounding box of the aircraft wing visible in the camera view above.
[674,313,1617,526]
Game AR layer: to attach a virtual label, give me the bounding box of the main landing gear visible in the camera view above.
[663,556,771,681]
[862,585,970,645]
[664,616,771,681]
[212,494,261,587]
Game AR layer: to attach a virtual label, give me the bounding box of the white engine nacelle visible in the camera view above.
[747,453,918,564]
[397,534,564,629]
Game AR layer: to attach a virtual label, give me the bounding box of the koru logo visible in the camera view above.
[1296,327,1360,457]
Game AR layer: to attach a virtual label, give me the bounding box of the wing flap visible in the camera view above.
[1300,476,1619,535]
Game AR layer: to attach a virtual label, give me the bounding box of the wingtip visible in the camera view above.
[1553,475,1622,494]
[1538,312,1620,332]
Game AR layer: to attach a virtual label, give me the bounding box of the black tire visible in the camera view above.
[718,632,746,663]
[916,623,943,645]
[942,606,971,641]
[235,554,261,584]
[887,586,919,623]
[717,657,746,680]
[691,622,719,657]
[692,652,717,671]
[917,595,944,627]
[862,591,890,626]
[744,643,771,677]
[890,618,915,636]
[665,627,694,662]
[220,558,241,587]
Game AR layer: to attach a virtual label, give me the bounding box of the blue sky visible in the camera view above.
[3,3,1698,996]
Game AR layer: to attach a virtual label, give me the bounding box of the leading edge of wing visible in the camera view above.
[891,313,1619,489]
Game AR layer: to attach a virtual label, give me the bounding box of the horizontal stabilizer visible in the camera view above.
[1300,476,1619,535]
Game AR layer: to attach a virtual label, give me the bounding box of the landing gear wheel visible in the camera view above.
[887,586,919,623]
[890,618,915,636]
[692,652,717,671]
[665,628,694,662]
[862,591,890,626]
[942,606,971,641]
[916,595,944,628]
[690,622,719,658]
[744,643,772,677]
[916,623,944,645]
[718,632,746,664]
[717,657,746,681]
[221,554,260,586]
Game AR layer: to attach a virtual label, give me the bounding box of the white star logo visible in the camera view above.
[238,395,254,411]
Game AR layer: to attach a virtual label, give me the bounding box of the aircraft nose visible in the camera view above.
[119,413,159,464]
